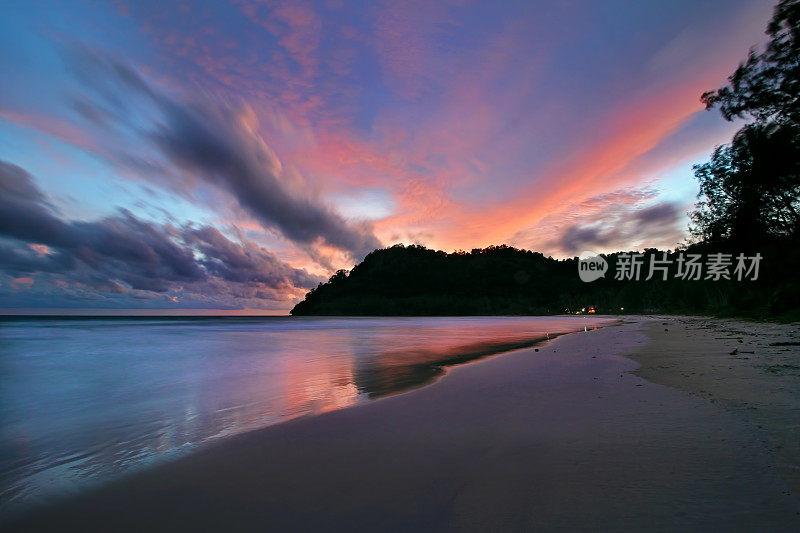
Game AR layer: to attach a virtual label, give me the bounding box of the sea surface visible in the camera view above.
[0,315,613,515]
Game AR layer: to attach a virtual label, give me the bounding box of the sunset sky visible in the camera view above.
[0,0,774,311]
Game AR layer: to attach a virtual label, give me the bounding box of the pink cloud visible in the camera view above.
[28,243,52,257]
[12,277,35,289]
[0,109,98,153]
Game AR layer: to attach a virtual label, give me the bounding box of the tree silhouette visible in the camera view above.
[290,245,788,317]
[693,0,800,244]
[701,0,800,125]
[691,122,800,244]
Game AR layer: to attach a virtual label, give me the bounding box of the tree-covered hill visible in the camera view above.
[290,244,798,317]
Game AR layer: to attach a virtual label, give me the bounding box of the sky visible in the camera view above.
[0,0,775,311]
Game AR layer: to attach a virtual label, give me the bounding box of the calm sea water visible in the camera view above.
[0,315,613,514]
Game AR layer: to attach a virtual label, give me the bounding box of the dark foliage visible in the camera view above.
[693,0,800,245]
[691,122,800,244]
[701,0,800,125]
[291,244,795,317]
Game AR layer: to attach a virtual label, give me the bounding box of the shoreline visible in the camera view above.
[7,317,800,531]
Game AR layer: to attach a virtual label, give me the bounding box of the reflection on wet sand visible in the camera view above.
[0,316,614,514]
[353,335,561,398]
[278,347,360,417]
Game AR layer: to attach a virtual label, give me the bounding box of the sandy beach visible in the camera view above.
[628,317,800,499]
[6,317,800,531]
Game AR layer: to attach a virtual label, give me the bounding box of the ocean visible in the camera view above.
[0,315,613,514]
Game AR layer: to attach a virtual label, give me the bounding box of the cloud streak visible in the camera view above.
[69,49,381,261]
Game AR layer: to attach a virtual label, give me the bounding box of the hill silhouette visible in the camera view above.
[290,244,797,318]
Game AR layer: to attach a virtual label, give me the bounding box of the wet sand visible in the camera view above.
[6,319,800,531]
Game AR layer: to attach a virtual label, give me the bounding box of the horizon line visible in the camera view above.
[0,308,290,317]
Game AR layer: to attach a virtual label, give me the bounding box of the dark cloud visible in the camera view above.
[634,202,679,224]
[0,239,75,274]
[69,50,381,261]
[184,226,321,289]
[558,201,684,254]
[560,226,612,253]
[511,184,686,255]
[0,161,324,308]
[0,161,74,246]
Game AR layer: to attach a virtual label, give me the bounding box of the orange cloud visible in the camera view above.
[28,243,52,257]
